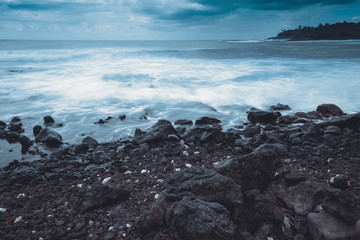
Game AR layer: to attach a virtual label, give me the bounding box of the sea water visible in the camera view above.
[1,40,360,148]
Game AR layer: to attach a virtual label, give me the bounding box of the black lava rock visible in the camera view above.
[247,108,278,125]
[43,116,55,125]
[33,125,42,136]
[35,128,63,148]
[316,103,344,116]
[195,117,221,125]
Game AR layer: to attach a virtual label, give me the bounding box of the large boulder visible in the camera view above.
[329,113,360,130]
[215,147,281,190]
[133,120,177,145]
[165,197,237,240]
[247,108,278,125]
[135,167,242,239]
[307,209,360,240]
[166,167,243,207]
[35,128,63,148]
[316,103,344,116]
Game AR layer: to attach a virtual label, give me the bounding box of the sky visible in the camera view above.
[0,0,360,40]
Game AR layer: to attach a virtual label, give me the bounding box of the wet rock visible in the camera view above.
[81,183,132,212]
[95,119,105,124]
[321,190,360,225]
[195,117,221,125]
[316,103,344,116]
[33,125,42,136]
[43,116,55,125]
[166,167,243,207]
[119,114,126,120]
[11,117,21,123]
[270,103,291,111]
[324,125,342,135]
[35,128,63,148]
[133,120,176,145]
[6,132,20,143]
[8,122,24,133]
[215,147,281,190]
[183,126,222,143]
[247,108,277,125]
[242,125,261,138]
[82,136,98,147]
[174,119,193,125]
[165,197,237,240]
[307,209,360,240]
[19,135,33,154]
[329,112,360,130]
[294,111,321,120]
[0,121,6,130]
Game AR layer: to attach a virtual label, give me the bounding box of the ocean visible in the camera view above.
[1,40,360,161]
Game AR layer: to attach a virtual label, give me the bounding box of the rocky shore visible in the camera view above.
[0,103,360,240]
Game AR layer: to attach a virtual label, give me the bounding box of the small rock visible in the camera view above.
[174,119,193,125]
[43,116,55,125]
[19,135,33,154]
[33,125,42,136]
[82,136,98,147]
[119,115,126,120]
[195,117,221,125]
[0,121,6,130]
[270,103,291,111]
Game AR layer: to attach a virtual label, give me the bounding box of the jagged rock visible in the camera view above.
[270,103,291,111]
[308,209,360,240]
[133,120,176,145]
[324,125,342,135]
[80,183,132,212]
[183,126,222,143]
[329,174,350,190]
[272,180,326,216]
[11,117,21,123]
[33,125,42,136]
[316,103,344,116]
[174,119,193,125]
[247,108,277,125]
[165,197,237,240]
[215,147,281,190]
[82,136,98,147]
[329,112,360,130]
[43,116,55,125]
[321,190,360,225]
[0,121,6,130]
[242,125,261,137]
[35,128,63,148]
[195,117,221,125]
[19,135,33,154]
[6,132,20,143]
[8,122,24,133]
[166,167,243,207]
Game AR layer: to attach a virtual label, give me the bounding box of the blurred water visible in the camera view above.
[0,40,360,145]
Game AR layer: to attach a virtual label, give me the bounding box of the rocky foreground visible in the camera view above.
[0,103,360,240]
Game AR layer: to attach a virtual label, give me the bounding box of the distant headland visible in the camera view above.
[269,21,360,41]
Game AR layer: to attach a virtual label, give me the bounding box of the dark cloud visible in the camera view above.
[142,0,358,21]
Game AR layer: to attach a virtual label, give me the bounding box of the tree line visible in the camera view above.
[269,21,360,40]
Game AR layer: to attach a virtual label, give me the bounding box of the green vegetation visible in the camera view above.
[270,21,360,40]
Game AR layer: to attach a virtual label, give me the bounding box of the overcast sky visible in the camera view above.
[1,0,360,40]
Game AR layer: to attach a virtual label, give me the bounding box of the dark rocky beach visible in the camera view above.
[0,103,360,240]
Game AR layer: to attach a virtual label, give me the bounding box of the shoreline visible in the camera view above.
[1,103,360,239]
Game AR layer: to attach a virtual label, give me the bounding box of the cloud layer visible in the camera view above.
[0,0,359,39]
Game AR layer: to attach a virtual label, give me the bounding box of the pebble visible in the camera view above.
[126,223,131,228]
[183,151,189,156]
[14,216,22,223]
[0,207,6,213]
[155,193,160,199]
[175,168,181,172]
[124,170,132,175]
[102,177,111,184]
[17,193,25,199]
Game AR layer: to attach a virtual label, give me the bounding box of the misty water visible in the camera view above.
[1,40,360,161]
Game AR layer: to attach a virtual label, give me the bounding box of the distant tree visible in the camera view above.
[269,21,360,40]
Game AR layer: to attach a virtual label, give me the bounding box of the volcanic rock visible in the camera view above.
[174,119,193,125]
[270,103,291,111]
[247,108,277,125]
[316,103,344,116]
[43,116,55,125]
[35,128,63,148]
[33,125,42,136]
[195,117,221,125]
